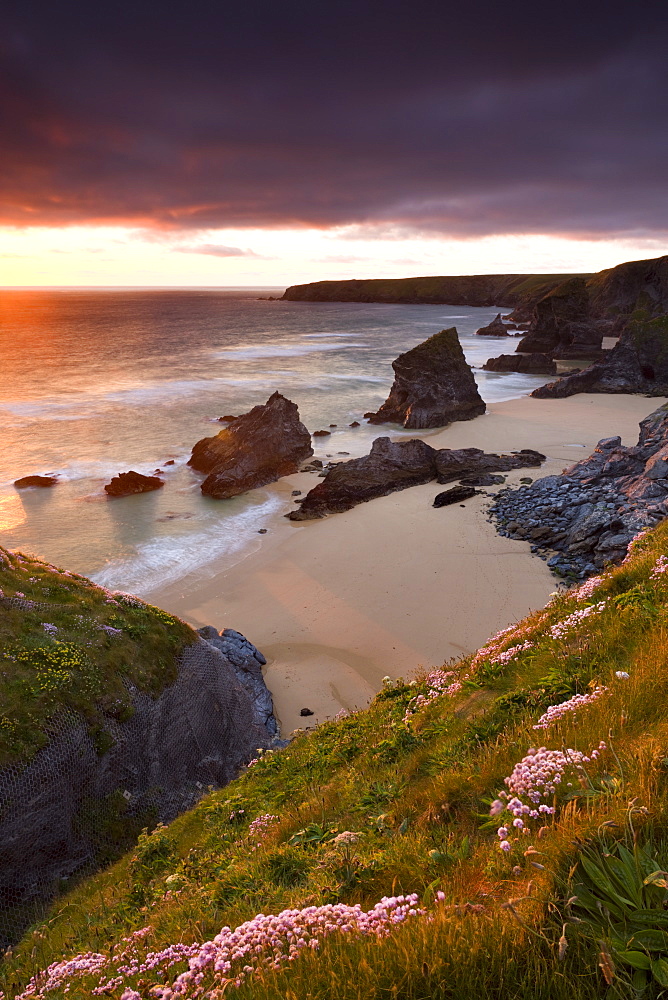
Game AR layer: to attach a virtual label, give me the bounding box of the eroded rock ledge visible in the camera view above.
[288,437,544,520]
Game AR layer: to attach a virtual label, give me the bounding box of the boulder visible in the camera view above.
[433,486,479,507]
[367,327,486,429]
[14,475,58,488]
[532,315,668,399]
[288,440,545,520]
[475,313,511,336]
[104,472,164,497]
[189,392,313,498]
[482,353,557,375]
[516,276,592,356]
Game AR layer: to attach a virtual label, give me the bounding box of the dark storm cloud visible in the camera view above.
[1,0,667,236]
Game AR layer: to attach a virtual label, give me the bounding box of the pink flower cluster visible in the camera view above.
[570,575,604,601]
[621,529,650,564]
[16,897,424,999]
[490,741,606,851]
[469,618,543,672]
[532,687,608,730]
[650,555,668,578]
[403,670,462,722]
[549,600,607,640]
[248,813,279,850]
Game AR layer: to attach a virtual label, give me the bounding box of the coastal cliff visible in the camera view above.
[7,520,668,1000]
[0,548,276,944]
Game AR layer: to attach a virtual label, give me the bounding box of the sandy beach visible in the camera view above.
[150,392,666,735]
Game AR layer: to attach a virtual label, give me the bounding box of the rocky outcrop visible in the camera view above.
[367,328,486,429]
[288,438,545,520]
[197,626,277,736]
[482,353,557,375]
[516,276,594,357]
[13,475,58,488]
[531,315,668,399]
[104,472,164,496]
[0,634,276,944]
[475,313,511,336]
[587,255,668,319]
[189,392,313,498]
[433,486,479,507]
[489,403,668,578]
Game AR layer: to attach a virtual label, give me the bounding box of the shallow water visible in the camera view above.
[0,289,546,593]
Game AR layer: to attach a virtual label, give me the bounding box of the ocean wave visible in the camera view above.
[212,341,363,359]
[91,493,284,594]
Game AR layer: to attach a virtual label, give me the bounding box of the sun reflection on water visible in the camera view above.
[0,494,27,532]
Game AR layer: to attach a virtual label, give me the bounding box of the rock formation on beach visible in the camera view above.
[366,327,486,429]
[13,475,58,488]
[288,437,545,520]
[189,391,313,498]
[490,402,668,577]
[531,314,668,398]
[482,353,557,375]
[104,471,164,496]
[475,313,511,336]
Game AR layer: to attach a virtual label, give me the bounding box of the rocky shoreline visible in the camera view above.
[488,403,668,579]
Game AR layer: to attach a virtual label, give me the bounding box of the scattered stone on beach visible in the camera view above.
[532,315,668,399]
[459,473,506,486]
[482,353,557,375]
[433,486,479,507]
[367,327,486,429]
[14,475,58,488]
[475,313,511,337]
[104,471,164,497]
[489,402,668,578]
[164,459,175,465]
[313,429,331,437]
[337,451,350,455]
[189,392,313,499]
[329,424,337,427]
[300,708,314,717]
[258,528,268,533]
[291,490,302,495]
[349,420,361,427]
[288,438,546,520]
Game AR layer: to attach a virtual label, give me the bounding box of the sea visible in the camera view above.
[0,288,548,596]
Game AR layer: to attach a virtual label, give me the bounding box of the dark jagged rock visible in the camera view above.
[14,475,58,488]
[489,403,668,577]
[349,420,361,427]
[367,327,486,429]
[287,438,437,519]
[460,474,506,486]
[587,255,668,319]
[313,429,331,437]
[197,626,277,736]
[516,276,592,356]
[433,486,479,506]
[482,353,557,375]
[189,392,313,498]
[104,471,164,497]
[218,414,238,422]
[288,439,546,520]
[532,315,668,399]
[434,447,545,484]
[475,313,511,336]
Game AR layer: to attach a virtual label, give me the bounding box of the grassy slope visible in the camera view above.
[5,525,668,997]
[0,546,195,767]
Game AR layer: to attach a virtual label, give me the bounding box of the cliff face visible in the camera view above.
[282,273,587,309]
[0,550,276,944]
[587,255,668,319]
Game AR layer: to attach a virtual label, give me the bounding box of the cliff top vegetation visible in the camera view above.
[0,547,194,768]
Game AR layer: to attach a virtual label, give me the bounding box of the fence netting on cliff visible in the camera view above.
[0,592,272,948]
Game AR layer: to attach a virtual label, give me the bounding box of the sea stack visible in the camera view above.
[189,391,313,498]
[367,327,486,429]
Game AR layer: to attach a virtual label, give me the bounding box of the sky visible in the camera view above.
[1,0,667,286]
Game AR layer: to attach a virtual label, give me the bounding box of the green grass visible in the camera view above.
[5,525,668,997]
[0,546,195,767]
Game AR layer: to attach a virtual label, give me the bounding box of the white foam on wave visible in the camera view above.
[212,341,363,359]
[92,492,284,595]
